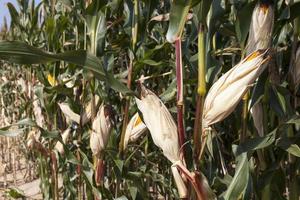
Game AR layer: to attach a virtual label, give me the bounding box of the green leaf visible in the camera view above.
[194,0,212,24]
[0,41,132,95]
[129,186,138,200]
[207,0,226,37]
[138,59,163,66]
[14,118,37,127]
[285,144,300,157]
[286,116,300,124]
[106,73,134,95]
[166,0,192,43]
[0,128,25,137]
[113,159,124,173]
[7,3,20,26]
[250,73,267,108]
[279,2,300,21]
[85,0,107,15]
[236,129,276,156]
[40,130,61,140]
[269,86,285,117]
[4,187,25,199]
[277,138,300,157]
[223,152,249,200]
[79,150,102,198]
[0,41,104,76]
[235,2,256,47]
[0,118,37,137]
[85,6,106,55]
[160,79,176,102]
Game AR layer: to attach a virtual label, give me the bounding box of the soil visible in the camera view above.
[0,158,42,200]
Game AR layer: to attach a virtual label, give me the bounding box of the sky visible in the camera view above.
[0,0,42,28]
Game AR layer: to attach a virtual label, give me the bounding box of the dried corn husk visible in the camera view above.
[17,77,27,93]
[26,130,37,149]
[62,75,75,88]
[90,104,113,186]
[135,85,187,198]
[90,104,112,158]
[246,2,274,55]
[33,94,45,130]
[246,2,274,137]
[58,102,80,124]
[26,130,49,157]
[1,76,8,83]
[54,128,71,155]
[0,162,5,176]
[202,49,270,128]
[123,113,147,149]
[81,95,100,126]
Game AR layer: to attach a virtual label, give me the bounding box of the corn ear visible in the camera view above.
[58,102,80,124]
[81,95,100,126]
[54,128,71,155]
[123,113,147,149]
[90,104,112,158]
[202,49,270,128]
[135,85,187,198]
[246,2,274,54]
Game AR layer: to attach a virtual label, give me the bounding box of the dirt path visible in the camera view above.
[0,136,42,199]
[0,163,42,199]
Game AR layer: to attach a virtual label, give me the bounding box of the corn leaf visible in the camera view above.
[0,41,133,95]
[223,152,249,200]
[0,129,25,137]
[236,129,276,156]
[166,0,192,43]
[277,138,300,157]
[235,2,256,47]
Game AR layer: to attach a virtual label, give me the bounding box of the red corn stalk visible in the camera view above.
[175,39,185,158]
[95,159,105,186]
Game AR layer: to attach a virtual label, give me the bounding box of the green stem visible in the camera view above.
[194,24,206,165]
[132,0,138,51]
[119,0,138,153]
[241,92,249,143]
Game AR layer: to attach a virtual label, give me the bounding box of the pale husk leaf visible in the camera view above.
[81,95,100,126]
[135,85,188,198]
[203,50,269,128]
[247,2,273,137]
[54,128,71,155]
[171,164,188,198]
[123,112,147,149]
[90,104,112,158]
[33,94,45,129]
[135,86,180,163]
[58,102,80,124]
[246,3,274,54]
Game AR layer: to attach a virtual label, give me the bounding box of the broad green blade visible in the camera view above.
[7,3,20,26]
[223,152,249,200]
[194,0,212,24]
[0,41,133,95]
[166,0,192,43]
[0,118,37,137]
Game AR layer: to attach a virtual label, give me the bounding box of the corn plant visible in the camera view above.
[1,0,300,199]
